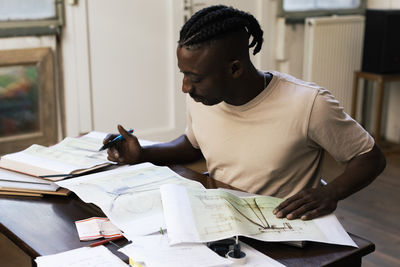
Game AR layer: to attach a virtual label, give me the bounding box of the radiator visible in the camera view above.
[303,15,365,114]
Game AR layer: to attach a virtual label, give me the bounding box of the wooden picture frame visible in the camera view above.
[0,47,57,155]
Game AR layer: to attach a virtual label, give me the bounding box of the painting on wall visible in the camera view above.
[0,64,40,137]
[0,48,57,155]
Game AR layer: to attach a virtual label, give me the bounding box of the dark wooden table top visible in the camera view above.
[0,164,375,266]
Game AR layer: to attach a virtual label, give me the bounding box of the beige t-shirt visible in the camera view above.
[185,71,374,198]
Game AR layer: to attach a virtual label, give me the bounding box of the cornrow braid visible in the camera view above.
[179,5,263,55]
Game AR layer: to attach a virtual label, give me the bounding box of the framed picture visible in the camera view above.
[0,47,57,155]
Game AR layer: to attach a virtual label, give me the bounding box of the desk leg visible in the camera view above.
[375,79,384,143]
[352,73,359,119]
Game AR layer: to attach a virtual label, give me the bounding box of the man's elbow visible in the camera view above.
[372,144,386,176]
[377,149,386,175]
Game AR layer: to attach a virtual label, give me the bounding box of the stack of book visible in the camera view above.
[0,131,114,197]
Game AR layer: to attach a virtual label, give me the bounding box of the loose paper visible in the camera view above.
[57,163,205,236]
[119,234,232,267]
[35,245,127,267]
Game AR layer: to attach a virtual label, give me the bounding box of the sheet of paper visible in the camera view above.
[313,214,357,247]
[0,168,58,191]
[35,245,128,267]
[160,184,357,247]
[0,131,113,177]
[57,163,205,236]
[75,217,122,241]
[219,188,356,248]
[237,243,286,267]
[119,234,232,267]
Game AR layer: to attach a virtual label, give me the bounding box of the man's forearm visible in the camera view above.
[139,134,203,165]
[326,143,386,201]
[273,143,386,220]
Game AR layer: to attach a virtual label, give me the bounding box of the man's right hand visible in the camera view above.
[104,124,142,165]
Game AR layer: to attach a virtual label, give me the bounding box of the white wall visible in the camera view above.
[61,0,92,138]
[275,22,304,78]
[86,0,180,141]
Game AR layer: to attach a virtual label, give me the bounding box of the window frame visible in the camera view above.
[278,0,366,23]
[0,0,64,37]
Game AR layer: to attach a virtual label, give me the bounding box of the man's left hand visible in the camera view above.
[273,186,338,220]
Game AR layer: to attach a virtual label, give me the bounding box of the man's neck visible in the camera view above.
[224,67,267,106]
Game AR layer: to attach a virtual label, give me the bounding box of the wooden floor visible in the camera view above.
[322,148,400,267]
[0,149,399,267]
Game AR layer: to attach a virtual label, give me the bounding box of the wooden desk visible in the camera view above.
[352,71,400,143]
[0,165,375,267]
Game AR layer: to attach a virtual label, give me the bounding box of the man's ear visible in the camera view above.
[229,60,243,79]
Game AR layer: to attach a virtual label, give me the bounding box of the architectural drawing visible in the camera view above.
[162,185,329,244]
[193,189,325,241]
[57,163,204,236]
[225,197,295,233]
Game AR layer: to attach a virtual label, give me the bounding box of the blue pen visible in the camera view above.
[99,128,134,151]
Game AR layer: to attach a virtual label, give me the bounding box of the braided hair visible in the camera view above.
[179,5,263,55]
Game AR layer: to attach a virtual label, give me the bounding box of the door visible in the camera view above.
[62,0,185,141]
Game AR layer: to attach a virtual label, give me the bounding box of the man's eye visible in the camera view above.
[192,78,202,83]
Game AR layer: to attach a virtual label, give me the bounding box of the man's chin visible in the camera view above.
[192,97,220,106]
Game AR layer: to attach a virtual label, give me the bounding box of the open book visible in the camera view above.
[0,132,114,181]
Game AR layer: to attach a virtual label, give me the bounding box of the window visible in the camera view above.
[0,0,63,37]
[279,0,366,22]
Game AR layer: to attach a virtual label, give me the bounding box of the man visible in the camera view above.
[105,5,386,221]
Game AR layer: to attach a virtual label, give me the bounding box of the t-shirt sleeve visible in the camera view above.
[308,89,374,163]
[184,96,200,149]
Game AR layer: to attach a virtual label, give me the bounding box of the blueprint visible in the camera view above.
[57,163,204,236]
[160,184,357,247]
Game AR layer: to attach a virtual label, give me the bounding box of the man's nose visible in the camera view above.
[182,78,193,94]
